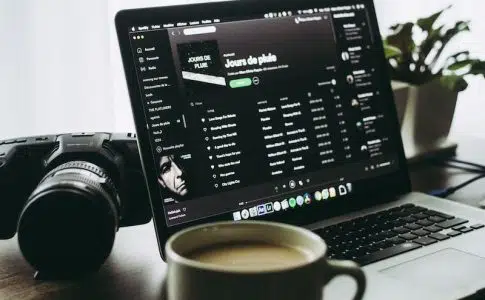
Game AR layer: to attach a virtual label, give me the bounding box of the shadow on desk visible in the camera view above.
[0,223,167,300]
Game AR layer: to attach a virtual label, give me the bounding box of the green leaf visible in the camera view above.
[389,24,400,31]
[419,25,444,61]
[470,61,485,77]
[447,59,474,71]
[417,5,451,33]
[429,21,471,69]
[383,6,480,90]
[440,75,468,92]
[385,22,415,58]
[384,44,402,59]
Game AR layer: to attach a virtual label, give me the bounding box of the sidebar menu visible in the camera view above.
[129,31,186,154]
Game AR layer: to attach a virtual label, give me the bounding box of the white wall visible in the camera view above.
[0,0,112,139]
[0,2,33,139]
[1,0,484,139]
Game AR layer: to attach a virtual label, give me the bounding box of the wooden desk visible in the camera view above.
[1,136,485,299]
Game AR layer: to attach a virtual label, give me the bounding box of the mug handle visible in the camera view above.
[321,259,366,300]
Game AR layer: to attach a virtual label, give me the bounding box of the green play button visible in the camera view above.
[229,78,252,88]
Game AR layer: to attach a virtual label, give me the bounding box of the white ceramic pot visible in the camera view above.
[391,81,410,126]
[394,80,458,161]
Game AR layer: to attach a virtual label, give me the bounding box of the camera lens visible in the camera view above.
[17,161,120,277]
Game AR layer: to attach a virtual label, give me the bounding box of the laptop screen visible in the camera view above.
[125,2,403,227]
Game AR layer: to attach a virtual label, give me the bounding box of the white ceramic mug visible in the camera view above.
[163,221,366,300]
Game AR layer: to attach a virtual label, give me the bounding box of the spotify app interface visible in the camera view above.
[128,4,401,226]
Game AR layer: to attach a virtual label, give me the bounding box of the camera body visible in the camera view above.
[0,132,151,277]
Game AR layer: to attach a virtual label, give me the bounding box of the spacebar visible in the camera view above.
[357,243,422,266]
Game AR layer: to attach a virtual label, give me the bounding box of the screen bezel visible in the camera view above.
[115,0,411,260]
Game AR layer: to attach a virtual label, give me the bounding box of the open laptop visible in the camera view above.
[115,0,485,299]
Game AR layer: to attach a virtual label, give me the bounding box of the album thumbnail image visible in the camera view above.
[177,40,227,90]
[157,154,194,204]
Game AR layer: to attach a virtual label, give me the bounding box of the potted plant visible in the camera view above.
[383,6,485,160]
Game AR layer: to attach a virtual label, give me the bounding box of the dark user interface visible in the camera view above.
[128,4,400,226]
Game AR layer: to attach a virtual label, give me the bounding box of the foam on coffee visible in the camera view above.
[186,241,312,270]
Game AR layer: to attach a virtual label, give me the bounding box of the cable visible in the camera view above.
[446,158,485,171]
[428,158,485,198]
[430,174,485,198]
[437,162,485,174]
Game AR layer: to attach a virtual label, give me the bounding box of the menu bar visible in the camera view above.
[129,4,367,32]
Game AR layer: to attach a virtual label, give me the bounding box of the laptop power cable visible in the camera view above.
[430,174,485,198]
[430,159,485,198]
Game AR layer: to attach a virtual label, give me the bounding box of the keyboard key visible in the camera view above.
[424,225,442,233]
[367,244,382,253]
[402,216,417,223]
[453,225,466,231]
[414,237,437,246]
[393,227,410,234]
[417,219,434,227]
[393,210,411,218]
[429,233,450,241]
[412,229,429,237]
[447,231,462,237]
[380,222,394,230]
[413,213,429,220]
[405,223,422,230]
[425,210,454,220]
[471,224,485,230]
[373,240,392,250]
[388,237,405,244]
[459,227,474,233]
[436,218,468,229]
[369,233,386,243]
[357,247,370,257]
[357,243,421,266]
[391,219,407,227]
[408,206,427,214]
[381,240,395,249]
[400,233,418,240]
[428,216,446,223]
[359,245,374,254]
[381,230,397,238]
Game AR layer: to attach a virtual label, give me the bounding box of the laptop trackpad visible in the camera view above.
[381,248,485,295]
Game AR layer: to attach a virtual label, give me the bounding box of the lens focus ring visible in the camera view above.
[41,161,119,205]
[17,161,121,276]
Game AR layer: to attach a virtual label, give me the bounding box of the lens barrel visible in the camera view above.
[17,161,120,276]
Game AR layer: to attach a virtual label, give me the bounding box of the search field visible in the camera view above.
[183,26,217,36]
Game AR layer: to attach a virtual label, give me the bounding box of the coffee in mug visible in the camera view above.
[164,221,366,300]
[186,241,311,270]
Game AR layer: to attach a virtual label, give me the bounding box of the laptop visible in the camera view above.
[115,0,485,299]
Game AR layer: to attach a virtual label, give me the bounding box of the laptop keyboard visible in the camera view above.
[313,204,485,266]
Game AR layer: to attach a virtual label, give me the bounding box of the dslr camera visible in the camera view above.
[0,133,151,278]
